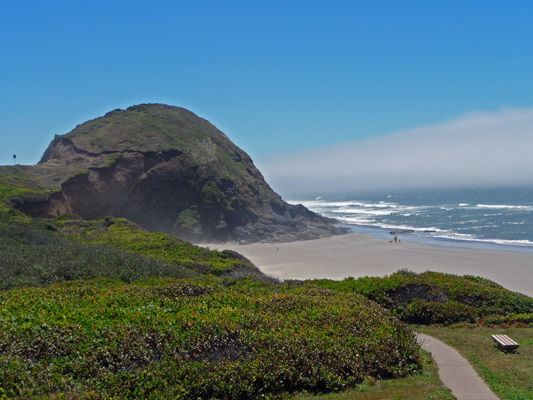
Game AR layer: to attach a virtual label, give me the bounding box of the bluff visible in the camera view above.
[10,104,346,243]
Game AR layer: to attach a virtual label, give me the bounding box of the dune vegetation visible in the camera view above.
[312,270,533,326]
[0,277,421,399]
[0,214,420,399]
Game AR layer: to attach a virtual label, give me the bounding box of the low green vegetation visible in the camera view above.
[0,214,267,291]
[312,270,533,325]
[64,104,219,154]
[0,166,47,215]
[310,272,533,399]
[0,278,420,399]
[0,219,195,291]
[174,208,201,232]
[54,215,260,279]
[293,350,454,400]
[416,326,533,400]
[202,180,231,210]
[0,213,422,399]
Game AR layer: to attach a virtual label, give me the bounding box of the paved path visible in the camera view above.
[416,333,500,400]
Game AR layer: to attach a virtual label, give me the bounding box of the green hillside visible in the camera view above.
[0,214,264,291]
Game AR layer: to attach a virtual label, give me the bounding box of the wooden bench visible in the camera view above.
[491,334,519,351]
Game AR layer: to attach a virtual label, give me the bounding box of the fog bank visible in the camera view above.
[257,108,533,196]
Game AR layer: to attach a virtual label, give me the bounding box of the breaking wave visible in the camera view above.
[290,187,533,252]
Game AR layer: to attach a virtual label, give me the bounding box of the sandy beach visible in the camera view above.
[201,233,533,297]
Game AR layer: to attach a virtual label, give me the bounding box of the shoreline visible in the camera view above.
[345,224,533,254]
[199,233,533,297]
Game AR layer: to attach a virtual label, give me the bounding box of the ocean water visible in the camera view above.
[290,187,533,254]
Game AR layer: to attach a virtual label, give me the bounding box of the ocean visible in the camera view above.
[290,187,533,254]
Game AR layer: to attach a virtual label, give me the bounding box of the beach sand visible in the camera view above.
[200,233,533,297]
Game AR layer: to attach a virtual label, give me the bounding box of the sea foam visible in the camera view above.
[289,187,533,253]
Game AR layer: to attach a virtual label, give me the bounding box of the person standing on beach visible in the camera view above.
[394,236,398,243]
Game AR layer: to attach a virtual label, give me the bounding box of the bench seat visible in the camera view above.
[491,334,519,350]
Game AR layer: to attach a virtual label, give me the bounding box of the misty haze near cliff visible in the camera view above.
[257,108,533,197]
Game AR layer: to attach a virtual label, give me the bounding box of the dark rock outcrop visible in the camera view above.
[16,104,346,243]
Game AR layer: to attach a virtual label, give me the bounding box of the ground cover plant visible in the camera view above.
[0,278,421,399]
[0,219,197,290]
[0,166,47,216]
[416,325,533,400]
[312,270,533,325]
[0,215,266,291]
[54,215,263,279]
[292,349,454,400]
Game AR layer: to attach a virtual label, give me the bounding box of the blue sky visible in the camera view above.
[2,1,533,191]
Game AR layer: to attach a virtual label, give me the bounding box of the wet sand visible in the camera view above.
[200,233,533,297]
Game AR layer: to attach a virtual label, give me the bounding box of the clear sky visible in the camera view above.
[1,1,533,192]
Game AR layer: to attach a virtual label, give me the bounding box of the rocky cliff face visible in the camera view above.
[15,104,346,243]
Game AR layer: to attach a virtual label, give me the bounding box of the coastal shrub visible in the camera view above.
[174,208,201,232]
[56,212,83,221]
[0,221,196,290]
[0,279,421,399]
[396,299,476,324]
[201,180,230,209]
[55,216,263,279]
[0,216,270,291]
[480,313,533,327]
[0,168,48,210]
[312,271,533,325]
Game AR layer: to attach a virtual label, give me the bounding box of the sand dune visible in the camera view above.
[201,233,533,297]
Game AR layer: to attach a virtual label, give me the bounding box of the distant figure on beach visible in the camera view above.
[394,236,398,243]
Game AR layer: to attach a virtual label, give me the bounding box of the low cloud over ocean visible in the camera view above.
[257,108,533,196]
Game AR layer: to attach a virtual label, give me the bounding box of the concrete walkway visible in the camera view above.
[416,333,500,400]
